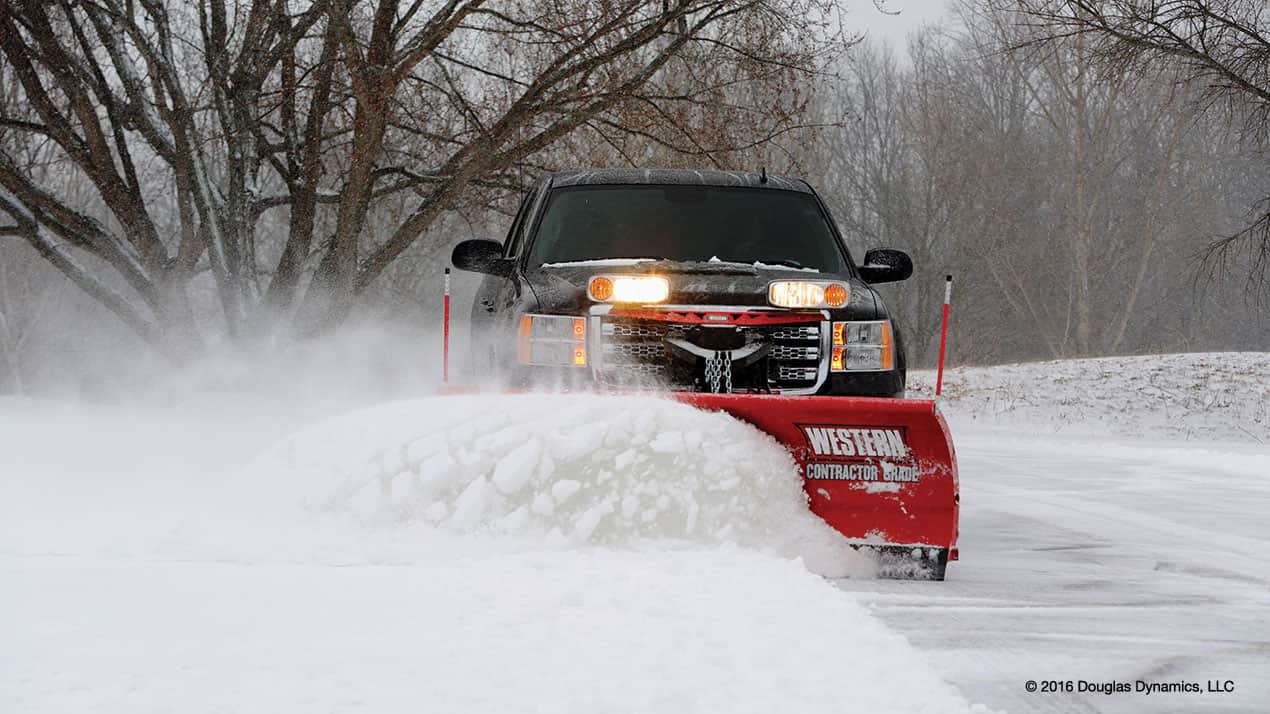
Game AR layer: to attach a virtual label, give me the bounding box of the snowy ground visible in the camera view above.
[3,352,1268,713]
[882,353,1270,712]
[838,429,1270,713]
[0,395,983,714]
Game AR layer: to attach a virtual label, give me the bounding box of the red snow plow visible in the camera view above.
[673,392,959,579]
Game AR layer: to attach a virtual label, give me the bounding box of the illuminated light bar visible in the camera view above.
[768,281,849,309]
[769,281,824,309]
[831,347,845,371]
[589,275,670,304]
[612,276,670,303]
[832,322,846,347]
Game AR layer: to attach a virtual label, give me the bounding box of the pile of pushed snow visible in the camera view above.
[246,393,871,576]
[909,352,1270,443]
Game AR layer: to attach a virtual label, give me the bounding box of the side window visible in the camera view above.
[503,188,538,257]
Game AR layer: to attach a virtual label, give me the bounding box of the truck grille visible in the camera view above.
[596,314,824,392]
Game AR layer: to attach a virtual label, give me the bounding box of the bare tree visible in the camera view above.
[803,1,1269,364]
[1012,0,1270,294]
[0,0,843,355]
[810,39,967,365]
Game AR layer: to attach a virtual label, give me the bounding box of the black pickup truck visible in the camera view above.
[451,168,914,396]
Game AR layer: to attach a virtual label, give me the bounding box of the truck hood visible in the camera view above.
[524,260,881,317]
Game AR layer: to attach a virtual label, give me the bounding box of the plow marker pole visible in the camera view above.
[443,268,451,384]
[935,275,952,397]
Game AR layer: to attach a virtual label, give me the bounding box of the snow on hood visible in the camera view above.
[245,393,873,577]
[751,260,820,272]
[540,258,658,267]
[541,257,821,272]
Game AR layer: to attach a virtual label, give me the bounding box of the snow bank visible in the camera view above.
[245,393,871,577]
[910,351,1270,442]
[0,397,991,714]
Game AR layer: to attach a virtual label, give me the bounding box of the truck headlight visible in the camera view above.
[768,281,849,309]
[518,314,587,366]
[588,276,669,303]
[831,320,894,371]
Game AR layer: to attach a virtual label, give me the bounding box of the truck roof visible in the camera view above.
[545,168,813,194]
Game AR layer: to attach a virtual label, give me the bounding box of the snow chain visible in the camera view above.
[705,350,733,393]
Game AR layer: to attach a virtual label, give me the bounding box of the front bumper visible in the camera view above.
[824,371,905,398]
[512,304,904,397]
[509,363,904,397]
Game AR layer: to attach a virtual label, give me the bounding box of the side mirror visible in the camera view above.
[452,239,512,277]
[859,248,913,284]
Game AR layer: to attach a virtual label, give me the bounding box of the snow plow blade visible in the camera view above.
[672,394,960,580]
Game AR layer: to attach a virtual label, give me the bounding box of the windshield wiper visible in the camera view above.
[758,259,807,270]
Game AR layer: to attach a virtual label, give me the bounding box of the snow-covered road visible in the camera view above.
[839,426,1270,713]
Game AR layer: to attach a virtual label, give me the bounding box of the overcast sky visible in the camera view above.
[842,0,956,45]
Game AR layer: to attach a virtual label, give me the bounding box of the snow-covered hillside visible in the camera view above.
[911,352,1270,442]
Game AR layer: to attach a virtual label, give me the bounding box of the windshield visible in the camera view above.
[527,185,848,271]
